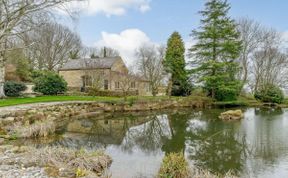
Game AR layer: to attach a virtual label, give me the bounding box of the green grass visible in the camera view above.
[213,95,261,108]
[0,94,265,108]
[0,96,122,107]
[283,98,288,104]
[0,95,179,107]
[213,100,248,107]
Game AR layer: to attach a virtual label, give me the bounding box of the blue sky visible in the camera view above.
[67,0,288,64]
[74,0,288,45]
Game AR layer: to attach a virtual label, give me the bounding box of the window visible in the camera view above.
[104,80,109,90]
[146,83,151,92]
[130,82,136,89]
[82,75,92,87]
[115,81,120,89]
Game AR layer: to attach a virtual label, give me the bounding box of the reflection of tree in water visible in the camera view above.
[160,110,245,175]
[244,108,288,175]
[51,134,108,150]
[14,108,288,177]
[187,129,245,174]
[254,107,283,116]
[120,110,200,154]
[161,111,191,154]
[184,110,247,175]
[121,114,171,154]
[30,112,172,153]
[48,116,139,150]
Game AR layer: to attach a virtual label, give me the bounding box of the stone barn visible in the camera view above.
[59,57,151,96]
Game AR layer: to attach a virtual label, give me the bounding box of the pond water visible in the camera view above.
[13,108,288,178]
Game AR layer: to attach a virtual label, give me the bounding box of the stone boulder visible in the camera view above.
[219,110,244,120]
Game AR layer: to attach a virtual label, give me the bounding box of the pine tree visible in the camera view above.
[190,0,242,101]
[164,32,191,96]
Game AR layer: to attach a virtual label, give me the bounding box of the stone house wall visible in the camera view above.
[59,59,152,96]
[110,59,129,74]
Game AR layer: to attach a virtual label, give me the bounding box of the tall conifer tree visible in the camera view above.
[164,32,191,96]
[190,0,242,101]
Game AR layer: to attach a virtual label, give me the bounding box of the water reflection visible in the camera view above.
[121,115,171,154]
[254,107,284,116]
[241,108,288,177]
[12,108,288,177]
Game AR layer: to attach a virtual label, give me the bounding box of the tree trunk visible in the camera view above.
[212,35,217,99]
[167,78,172,98]
[211,88,215,99]
[152,85,157,97]
[0,55,6,98]
[123,91,127,101]
[240,57,248,92]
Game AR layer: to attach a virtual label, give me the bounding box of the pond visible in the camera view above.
[12,108,288,178]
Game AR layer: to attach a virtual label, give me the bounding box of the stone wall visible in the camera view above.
[0,98,210,121]
[87,89,138,97]
[110,59,129,74]
[59,69,110,89]
[59,67,152,96]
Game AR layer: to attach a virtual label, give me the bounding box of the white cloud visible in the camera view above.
[65,0,151,16]
[94,28,156,66]
[94,30,196,67]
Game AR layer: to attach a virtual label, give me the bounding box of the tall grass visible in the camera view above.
[0,146,112,177]
[158,152,190,178]
[13,119,56,138]
[158,152,238,178]
[33,147,112,174]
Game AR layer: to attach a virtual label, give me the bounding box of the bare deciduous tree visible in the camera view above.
[0,0,82,98]
[237,18,288,93]
[249,28,288,92]
[237,18,262,88]
[101,47,120,58]
[82,46,120,58]
[136,44,166,96]
[118,72,136,101]
[24,21,81,70]
[81,59,104,92]
[251,48,288,92]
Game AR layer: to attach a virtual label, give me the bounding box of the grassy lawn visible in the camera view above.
[212,95,262,107]
[1,94,265,108]
[0,96,123,107]
[0,95,178,107]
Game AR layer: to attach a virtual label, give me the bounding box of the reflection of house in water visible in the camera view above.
[12,108,288,177]
[51,112,173,153]
[56,114,156,148]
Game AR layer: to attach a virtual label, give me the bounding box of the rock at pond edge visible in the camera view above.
[219,109,244,120]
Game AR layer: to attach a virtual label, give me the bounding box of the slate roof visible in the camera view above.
[59,57,121,70]
[111,71,150,82]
